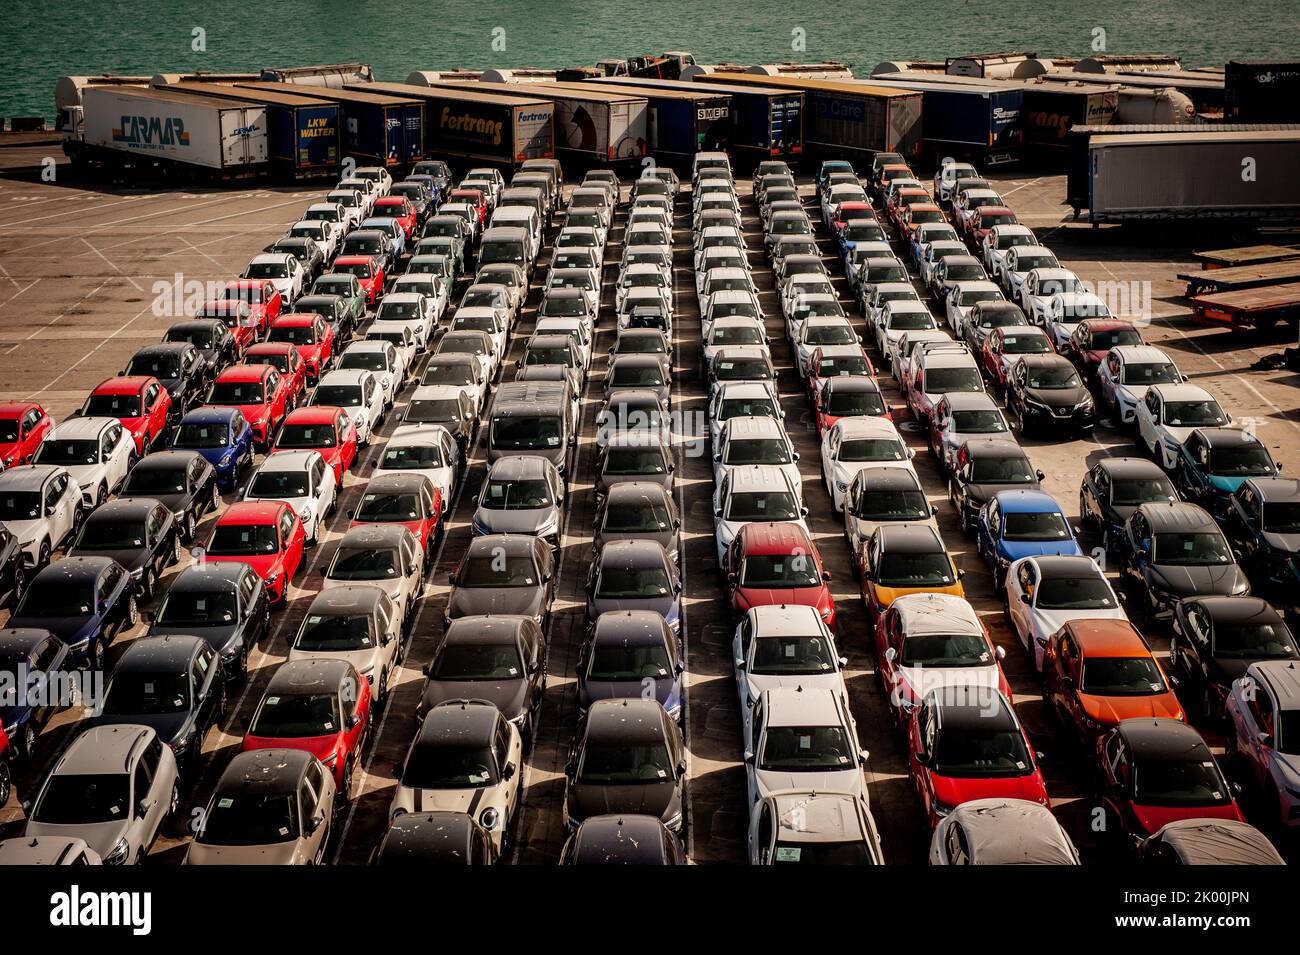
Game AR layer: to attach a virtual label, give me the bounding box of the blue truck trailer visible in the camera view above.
[163,81,340,178]
[859,74,1025,164]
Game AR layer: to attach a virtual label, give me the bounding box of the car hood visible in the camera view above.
[1025,386,1087,408]
[1078,690,1184,727]
[1003,539,1083,560]
[474,507,557,536]
[1150,563,1249,599]
[596,529,676,556]
[1129,801,1239,837]
[589,595,679,620]
[90,710,192,746]
[243,733,341,764]
[395,786,491,816]
[569,779,679,822]
[13,614,101,648]
[63,463,105,487]
[755,766,863,800]
[24,820,129,861]
[448,587,544,620]
[965,481,1040,503]
[1261,531,1300,553]
[1205,473,1248,495]
[420,678,528,721]
[186,840,304,865]
[147,491,191,515]
[931,771,1046,809]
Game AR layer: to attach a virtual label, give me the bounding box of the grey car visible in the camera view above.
[147,562,269,681]
[585,539,683,633]
[472,455,564,549]
[577,610,684,719]
[594,434,676,500]
[593,482,681,566]
[446,534,556,628]
[605,355,670,406]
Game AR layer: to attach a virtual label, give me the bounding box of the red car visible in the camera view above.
[80,376,172,455]
[267,313,335,385]
[204,500,305,605]
[332,256,385,307]
[816,376,890,435]
[449,187,490,227]
[1067,318,1144,379]
[243,342,307,408]
[908,686,1049,828]
[272,406,357,484]
[372,196,417,240]
[805,346,875,404]
[349,472,442,555]
[206,364,293,448]
[966,206,1019,251]
[1094,718,1244,846]
[981,325,1054,394]
[723,522,835,628]
[0,402,53,469]
[222,280,282,336]
[196,299,259,354]
[243,659,371,793]
[888,188,931,230]
[831,201,878,234]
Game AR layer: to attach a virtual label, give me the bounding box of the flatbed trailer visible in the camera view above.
[1190,243,1300,270]
[1180,259,1300,295]
[1191,280,1300,330]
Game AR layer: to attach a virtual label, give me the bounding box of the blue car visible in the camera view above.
[169,406,253,488]
[977,489,1083,588]
[1224,477,1300,586]
[0,628,75,758]
[1174,427,1279,520]
[9,557,137,669]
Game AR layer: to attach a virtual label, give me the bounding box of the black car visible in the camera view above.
[402,390,476,453]
[0,523,25,610]
[1170,596,1298,720]
[577,610,683,719]
[265,236,325,284]
[119,450,217,543]
[594,435,676,500]
[559,814,685,865]
[1079,456,1179,551]
[1224,477,1300,587]
[390,181,433,228]
[340,229,394,274]
[948,438,1045,534]
[1006,354,1095,436]
[164,319,237,373]
[89,634,225,775]
[123,342,208,411]
[295,293,355,343]
[372,811,498,865]
[147,562,268,681]
[0,628,74,758]
[67,497,180,599]
[9,557,136,667]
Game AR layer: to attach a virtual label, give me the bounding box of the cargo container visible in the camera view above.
[1226,61,1300,123]
[1074,55,1184,74]
[574,79,730,164]
[415,76,648,163]
[259,63,374,87]
[236,82,422,167]
[692,73,922,158]
[347,80,553,165]
[162,81,340,178]
[945,52,1037,79]
[859,75,1025,163]
[1036,70,1222,114]
[1068,129,1300,223]
[64,85,268,177]
[584,75,803,159]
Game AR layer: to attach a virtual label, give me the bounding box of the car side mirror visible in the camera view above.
[347,712,361,729]
[884,647,897,664]
[502,761,516,781]
[448,572,458,585]
[1062,675,1076,691]
[306,810,325,834]
[564,759,577,777]
[1035,470,1046,481]
[821,570,832,582]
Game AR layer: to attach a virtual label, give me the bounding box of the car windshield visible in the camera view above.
[459,554,537,587]
[541,298,586,318]
[1015,255,1056,272]
[17,579,94,617]
[978,313,1025,330]
[483,479,551,510]
[126,357,179,379]
[312,385,361,408]
[610,366,664,389]
[726,491,799,522]
[314,277,355,293]
[156,589,238,626]
[295,614,374,652]
[249,469,310,499]
[1208,445,1274,477]
[970,457,1036,484]
[1111,476,1176,506]
[933,725,1033,778]
[997,233,1034,250]
[1025,366,1080,389]
[356,492,420,521]
[268,325,315,346]
[1133,758,1229,807]
[759,726,852,771]
[710,325,764,346]
[35,439,99,466]
[804,324,857,346]
[277,423,336,449]
[406,399,461,424]
[123,466,186,495]
[526,347,574,367]
[208,523,279,556]
[771,840,873,864]
[901,633,991,668]
[725,438,791,466]
[603,448,667,476]
[951,410,1005,434]
[596,565,671,599]
[1263,502,1300,534]
[491,416,561,450]
[329,546,399,580]
[246,262,288,279]
[76,518,146,550]
[740,554,820,588]
[838,438,906,463]
[251,692,339,738]
[876,552,954,588]
[825,391,885,417]
[1000,334,1050,355]
[1163,400,1225,427]
[32,774,130,825]
[751,635,837,675]
[588,642,672,681]
[817,357,872,379]
[432,642,523,680]
[84,394,140,418]
[1034,576,1116,610]
[380,444,443,470]
[1122,362,1181,386]
[1154,531,1232,566]
[1091,327,1142,349]
[1002,511,1071,542]
[210,381,264,405]
[103,671,190,715]
[602,500,673,532]
[422,362,473,386]
[854,489,929,521]
[577,740,672,785]
[197,794,297,845]
[480,240,523,265]
[923,367,983,393]
[945,265,985,282]
[887,312,934,331]
[335,262,373,279]
[1080,656,1166,695]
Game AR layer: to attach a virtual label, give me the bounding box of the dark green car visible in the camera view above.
[310,273,367,327]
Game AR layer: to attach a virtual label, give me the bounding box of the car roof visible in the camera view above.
[307,585,387,616]
[927,686,1015,728]
[1249,660,1300,709]
[877,523,944,552]
[48,416,115,440]
[466,534,536,557]
[91,375,151,394]
[965,438,1025,459]
[1032,555,1107,579]
[1111,345,1171,362]
[54,724,154,775]
[749,604,826,636]
[115,634,204,670]
[1064,619,1148,657]
[723,416,785,439]
[591,609,670,645]
[443,614,530,646]
[762,685,842,726]
[893,592,981,636]
[942,392,1000,412]
[738,521,815,554]
[265,658,354,697]
[584,698,667,744]
[133,450,201,473]
[1118,718,1210,761]
[1194,427,1260,449]
[85,497,159,521]
[217,500,287,525]
[1138,500,1216,532]
[257,449,320,472]
[597,538,668,564]
[993,488,1063,513]
[1148,383,1214,402]
[824,376,881,394]
[724,465,793,494]
[216,363,272,383]
[215,748,313,796]
[338,523,411,550]
[833,416,899,439]
[1245,477,1300,503]
[1097,456,1166,479]
[0,627,58,654]
[168,562,246,591]
[29,555,115,585]
[365,471,432,494]
[487,455,552,481]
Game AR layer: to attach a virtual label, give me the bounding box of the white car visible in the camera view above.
[421,353,490,415]
[555,226,607,269]
[702,290,764,341]
[821,416,916,512]
[375,424,461,510]
[353,166,393,197]
[703,316,770,366]
[449,306,509,363]
[321,523,425,626]
[713,416,800,509]
[953,188,1002,233]
[304,201,351,237]
[389,699,522,853]
[944,281,1006,337]
[693,227,745,273]
[32,417,134,509]
[393,274,450,324]
[311,369,385,445]
[733,605,847,713]
[999,245,1060,300]
[708,381,783,450]
[893,331,960,392]
[930,798,1080,865]
[981,223,1037,274]
[910,222,960,267]
[698,267,758,316]
[919,240,968,290]
[535,317,594,371]
[337,340,406,406]
[245,449,337,544]
[361,326,417,396]
[323,191,365,231]
[288,587,403,703]
[713,465,808,566]
[1136,383,1231,470]
[933,160,978,206]
[243,253,305,304]
[1097,344,1184,425]
[1004,555,1127,671]
[875,302,938,362]
[744,686,868,808]
[373,293,439,350]
[1044,291,1112,350]
[865,282,923,331]
[616,263,672,315]
[335,179,377,217]
[794,317,861,376]
[0,464,81,567]
[694,248,751,293]
[1021,268,1084,324]
[781,273,838,327]
[287,219,339,261]
[929,392,1012,475]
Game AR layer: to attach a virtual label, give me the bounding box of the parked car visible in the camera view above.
[9,557,136,667]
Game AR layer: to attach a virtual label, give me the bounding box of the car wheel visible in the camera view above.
[90,636,106,670]
[37,539,51,568]
[126,592,139,629]
[96,483,107,507]
[172,533,183,564]
[141,567,156,600]
[0,762,10,808]
[20,722,38,759]
[168,782,180,819]
[341,757,355,803]
[183,511,196,542]
[9,564,25,609]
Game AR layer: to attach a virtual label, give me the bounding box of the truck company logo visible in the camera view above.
[992,106,1021,123]
[1025,109,1072,140]
[811,95,864,122]
[112,114,189,148]
[301,116,335,138]
[440,106,503,145]
[697,107,730,121]
[519,111,551,125]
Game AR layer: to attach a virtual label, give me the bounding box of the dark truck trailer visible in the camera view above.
[345,81,553,166]
[163,82,340,178]
[1036,70,1223,114]
[582,75,803,159]
[1070,129,1300,223]
[236,82,423,168]
[1226,61,1300,122]
[858,74,1026,164]
[575,79,730,165]
[691,72,921,159]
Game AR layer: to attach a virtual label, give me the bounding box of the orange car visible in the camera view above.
[858,524,964,623]
[1042,619,1185,743]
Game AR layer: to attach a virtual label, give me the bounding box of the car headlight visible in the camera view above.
[129,567,144,582]
[663,810,684,831]
[321,752,338,768]
[1077,395,1094,411]
[299,503,314,523]
[267,572,280,588]
[932,801,953,819]
[835,481,848,492]
[103,837,131,866]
